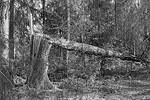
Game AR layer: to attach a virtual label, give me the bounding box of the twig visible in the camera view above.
[0,70,14,87]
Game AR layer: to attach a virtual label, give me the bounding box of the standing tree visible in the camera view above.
[66,0,71,65]
[0,0,14,99]
[26,0,62,91]
[9,0,15,71]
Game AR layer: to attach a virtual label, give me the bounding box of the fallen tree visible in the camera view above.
[27,33,150,91]
[36,33,149,64]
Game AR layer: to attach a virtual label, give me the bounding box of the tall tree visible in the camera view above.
[66,0,71,64]
[0,0,14,99]
[9,0,15,70]
[26,0,34,84]
[2,0,9,60]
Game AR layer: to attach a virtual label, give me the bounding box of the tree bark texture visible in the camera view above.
[0,0,14,99]
[9,0,15,70]
[35,33,149,64]
[66,0,71,64]
[26,32,149,90]
[27,35,55,90]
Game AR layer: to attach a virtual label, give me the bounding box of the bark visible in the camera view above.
[35,33,149,64]
[27,33,149,90]
[9,0,15,70]
[42,0,45,25]
[66,0,71,64]
[0,1,14,99]
[27,0,60,91]
[27,0,34,79]
[39,34,122,56]
[2,0,9,60]
[27,35,57,90]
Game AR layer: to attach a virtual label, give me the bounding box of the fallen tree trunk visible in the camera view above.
[35,33,149,64]
[26,33,149,91]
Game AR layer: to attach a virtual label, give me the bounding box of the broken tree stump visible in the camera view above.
[27,35,58,90]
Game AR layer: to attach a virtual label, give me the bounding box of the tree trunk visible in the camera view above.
[66,0,71,65]
[143,3,150,72]
[9,0,15,70]
[27,32,149,90]
[2,0,9,60]
[35,33,149,64]
[27,35,57,90]
[27,1,61,91]
[0,0,14,99]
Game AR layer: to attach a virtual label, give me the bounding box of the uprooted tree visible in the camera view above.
[26,33,150,91]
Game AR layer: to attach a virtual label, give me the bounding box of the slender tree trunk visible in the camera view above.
[9,0,15,70]
[2,0,9,60]
[66,0,70,65]
[0,0,14,100]
[28,0,34,62]
[26,0,34,84]
[97,9,100,32]
[43,0,45,25]
[114,0,116,38]
[143,3,150,72]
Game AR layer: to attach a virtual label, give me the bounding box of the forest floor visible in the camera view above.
[13,74,150,100]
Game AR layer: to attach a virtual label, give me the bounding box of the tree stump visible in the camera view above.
[27,35,57,90]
